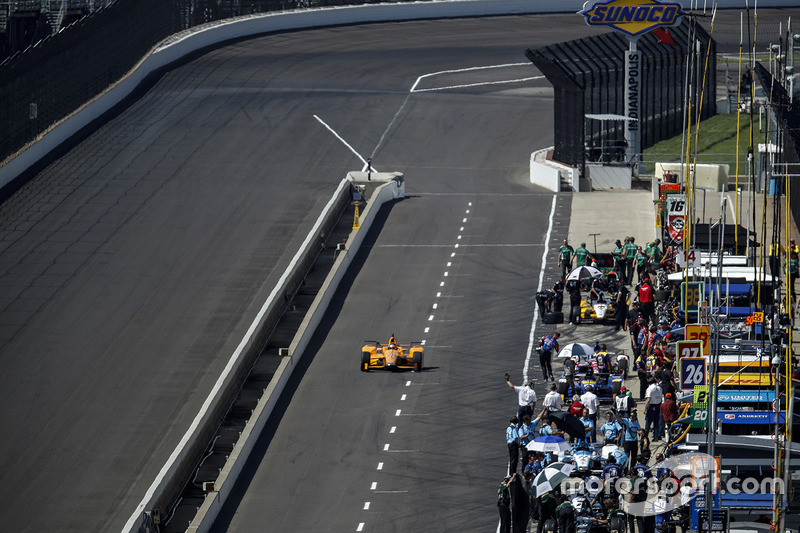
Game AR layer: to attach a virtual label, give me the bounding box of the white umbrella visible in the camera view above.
[558,342,594,359]
[567,265,602,281]
[532,461,575,496]
[526,436,571,453]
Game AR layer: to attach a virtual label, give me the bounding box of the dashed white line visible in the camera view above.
[405,381,411,386]
[432,303,438,309]
[462,218,467,223]
[371,482,377,490]
[444,272,449,276]
[424,327,430,333]
[390,426,396,433]
[384,443,390,451]
[357,523,365,531]
[439,281,445,286]
[428,315,434,321]
[401,394,407,401]
[377,462,384,470]
[395,409,402,416]
[364,502,370,510]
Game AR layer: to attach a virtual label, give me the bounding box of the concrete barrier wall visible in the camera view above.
[123,177,352,532]
[186,176,404,533]
[530,148,560,192]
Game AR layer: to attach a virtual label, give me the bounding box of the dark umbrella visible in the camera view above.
[546,410,587,440]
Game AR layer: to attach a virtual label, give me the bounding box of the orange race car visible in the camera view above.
[361,335,424,372]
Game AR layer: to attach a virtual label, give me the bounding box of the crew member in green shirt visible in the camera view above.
[557,239,574,277]
[575,242,591,267]
[623,237,638,285]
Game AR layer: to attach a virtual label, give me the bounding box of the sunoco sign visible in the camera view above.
[581,0,685,36]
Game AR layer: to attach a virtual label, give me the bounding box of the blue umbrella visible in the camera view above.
[526,435,570,453]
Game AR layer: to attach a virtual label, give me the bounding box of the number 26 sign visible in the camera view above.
[680,357,707,391]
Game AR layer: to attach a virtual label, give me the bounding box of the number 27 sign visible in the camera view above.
[677,339,704,360]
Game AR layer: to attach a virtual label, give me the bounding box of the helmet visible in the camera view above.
[620,385,627,393]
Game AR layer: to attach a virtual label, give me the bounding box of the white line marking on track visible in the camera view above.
[436,292,442,297]
[395,409,401,416]
[428,315,434,321]
[523,195,557,382]
[433,303,438,309]
[401,394,407,401]
[313,115,370,168]
[384,444,390,451]
[424,327,430,333]
[371,482,377,490]
[377,462,383,470]
[440,281,445,286]
[462,218,467,223]
[409,63,539,92]
[387,449,418,452]
[357,523,364,531]
[412,76,544,93]
[373,490,409,494]
[390,426,396,433]
[364,502,370,510]
[406,381,411,386]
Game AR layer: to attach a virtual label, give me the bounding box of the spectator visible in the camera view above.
[623,237,638,284]
[612,239,625,276]
[581,385,600,439]
[555,494,576,533]
[644,378,664,441]
[506,417,521,475]
[600,411,623,444]
[506,375,537,422]
[498,474,513,533]
[580,408,595,443]
[536,493,558,533]
[575,242,591,267]
[636,275,655,327]
[543,383,564,412]
[614,408,642,469]
[601,454,624,495]
[538,332,560,381]
[614,279,630,332]
[660,392,678,440]
[618,388,636,416]
[566,278,582,324]
[569,394,584,416]
[558,239,574,278]
[634,246,648,284]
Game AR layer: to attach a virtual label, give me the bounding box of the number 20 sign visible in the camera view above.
[680,357,707,391]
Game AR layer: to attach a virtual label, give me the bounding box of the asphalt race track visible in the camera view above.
[203,16,597,533]
[4,9,785,532]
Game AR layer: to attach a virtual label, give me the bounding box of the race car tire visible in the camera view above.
[611,380,622,397]
[654,289,670,302]
[557,380,569,397]
[572,306,582,325]
[413,351,423,372]
[542,311,563,324]
[361,351,371,372]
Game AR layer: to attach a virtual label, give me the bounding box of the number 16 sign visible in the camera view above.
[680,357,708,391]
